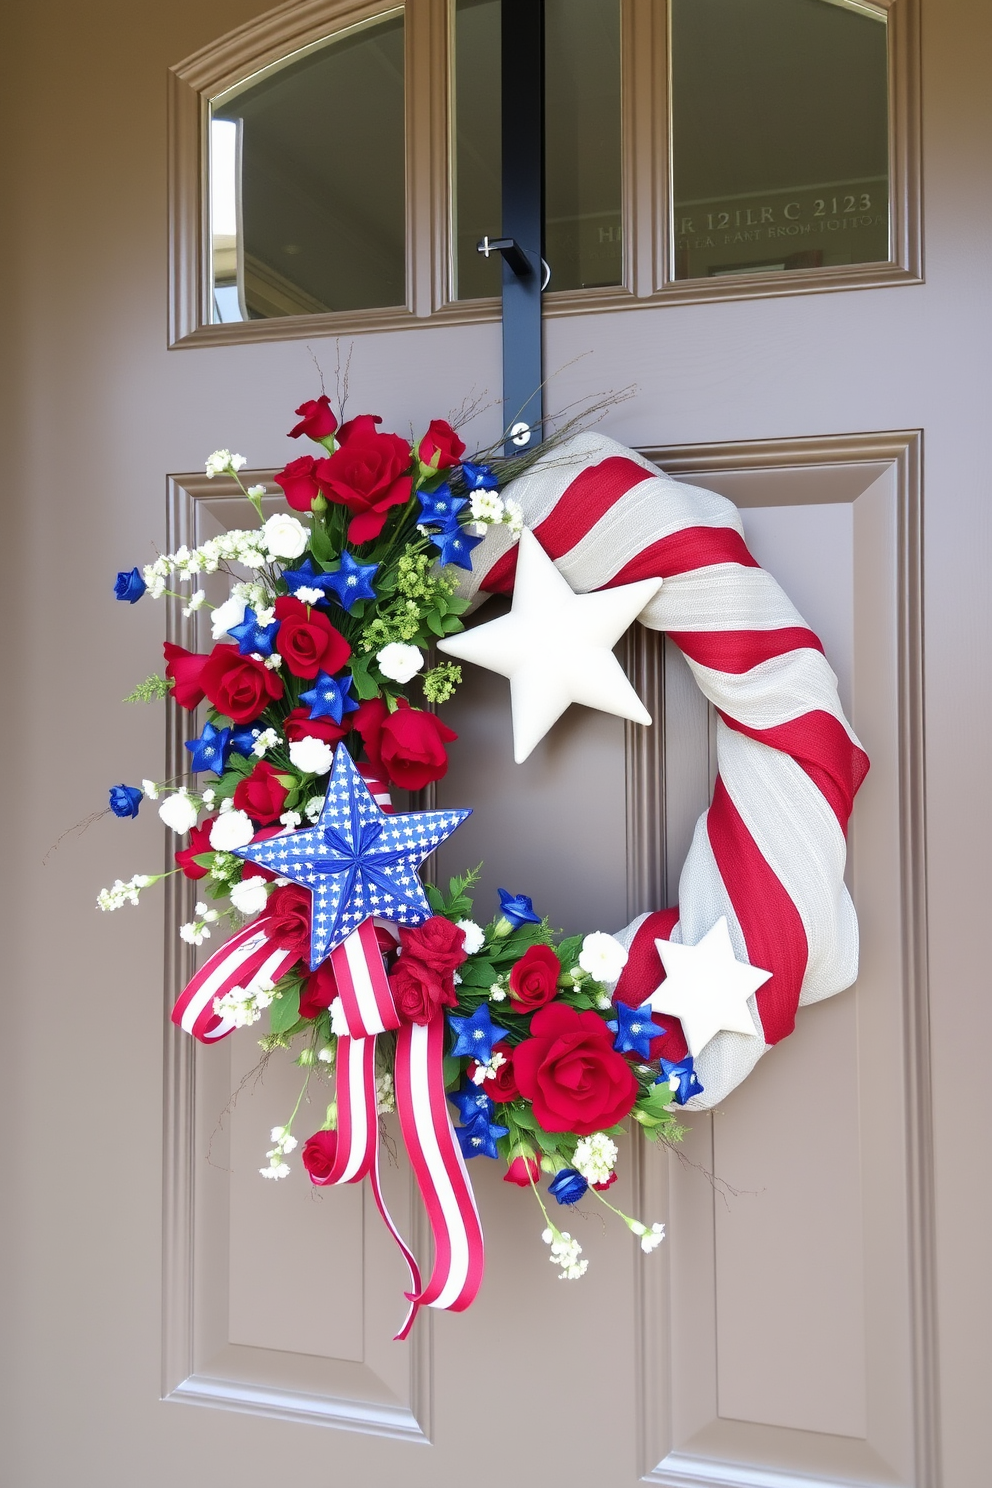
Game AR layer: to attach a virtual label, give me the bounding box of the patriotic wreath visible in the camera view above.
[102,396,868,1336]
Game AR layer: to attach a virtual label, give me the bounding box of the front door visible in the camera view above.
[4,0,986,1485]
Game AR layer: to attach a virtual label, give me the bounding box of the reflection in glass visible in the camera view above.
[671,0,889,280]
[210,13,405,322]
[453,0,622,299]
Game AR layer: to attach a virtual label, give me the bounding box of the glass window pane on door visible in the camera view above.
[452,0,622,299]
[210,12,405,322]
[671,0,890,281]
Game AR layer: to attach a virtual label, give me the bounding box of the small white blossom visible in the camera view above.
[470,1050,507,1085]
[96,874,152,911]
[279,810,303,830]
[578,931,629,984]
[230,876,269,916]
[289,736,334,776]
[304,794,325,822]
[251,728,280,758]
[246,484,266,498]
[573,1132,619,1187]
[205,449,242,477]
[330,999,350,1036]
[504,498,525,535]
[209,851,238,881]
[194,902,220,922]
[263,512,308,560]
[211,593,248,641]
[201,788,216,807]
[456,919,485,955]
[182,588,206,617]
[159,790,199,835]
[469,490,505,524]
[214,978,274,1028]
[264,653,283,671]
[640,1223,666,1253]
[141,778,160,800]
[376,642,424,684]
[143,567,167,599]
[260,1161,290,1180]
[317,1046,334,1063]
[544,1229,588,1280]
[293,586,324,605]
[489,984,507,1002]
[376,1072,396,1115]
[179,921,211,946]
[218,796,235,814]
[209,809,255,851]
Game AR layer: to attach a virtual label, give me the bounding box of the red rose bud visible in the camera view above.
[418,418,466,471]
[313,425,413,545]
[233,759,290,825]
[283,706,348,749]
[274,455,323,512]
[299,959,338,1020]
[503,1153,541,1187]
[336,413,382,444]
[512,1004,639,1136]
[200,644,283,723]
[163,641,209,710]
[508,943,562,1012]
[175,818,215,879]
[355,697,457,791]
[263,883,312,965]
[288,395,337,443]
[273,596,351,680]
[301,1129,339,1184]
[593,1171,618,1192]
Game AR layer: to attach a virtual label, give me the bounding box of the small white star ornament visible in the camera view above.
[648,917,772,1058]
[437,528,663,762]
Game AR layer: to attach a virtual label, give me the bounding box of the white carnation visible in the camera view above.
[578,931,629,984]
[289,736,334,776]
[158,791,199,835]
[211,592,248,641]
[456,919,485,955]
[209,809,255,851]
[230,876,269,916]
[376,642,424,684]
[263,512,308,560]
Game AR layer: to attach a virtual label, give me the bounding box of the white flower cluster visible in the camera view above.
[230,876,268,916]
[543,1228,588,1280]
[96,874,152,911]
[210,809,254,851]
[470,1049,508,1086]
[456,919,485,955]
[304,794,325,823]
[468,492,525,535]
[214,976,276,1029]
[261,1124,297,1180]
[205,449,246,477]
[179,902,220,946]
[630,1220,666,1254]
[289,736,334,776]
[573,1132,619,1187]
[251,727,280,758]
[578,931,629,984]
[142,527,283,599]
[376,1072,396,1115]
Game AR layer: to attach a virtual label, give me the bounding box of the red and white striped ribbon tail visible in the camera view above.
[458,431,871,1108]
[356,764,394,814]
[330,918,403,1038]
[394,1016,485,1315]
[171,917,299,1043]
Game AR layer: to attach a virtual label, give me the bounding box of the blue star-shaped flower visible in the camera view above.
[656,1056,704,1106]
[460,461,498,491]
[322,551,379,612]
[429,523,483,571]
[282,558,332,601]
[455,1110,509,1160]
[228,606,280,658]
[497,888,541,927]
[607,999,667,1059]
[448,1081,495,1126]
[232,744,470,969]
[299,670,360,725]
[417,483,467,528]
[184,721,232,774]
[447,1004,509,1064]
[229,725,262,756]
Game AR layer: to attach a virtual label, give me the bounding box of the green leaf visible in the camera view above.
[443,1054,462,1091]
[309,522,335,564]
[509,1104,538,1132]
[426,883,445,914]
[348,651,380,701]
[191,852,216,870]
[457,959,497,988]
[269,982,302,1036]
[556,934,583,968]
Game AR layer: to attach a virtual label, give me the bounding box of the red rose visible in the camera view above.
[355,697,457,791]
[163,642,209,710]
[418,418,466,471]
[503,1153,541,1187]
[336,413,382,444]
[264,883,312,965]
[175,819,215,879]
[302,1129,338,1184]
[313,424,413,544]
[200,644,283,724]
[469,1041,520,1102]
[274,596,351,680]
[508,944,561,1011]
[389,956,457,1026]
[289,395,337,442]
[274,455,322,512]
[512,1004,639,1136]
[233,760,290,825]
[241,825,281,883]
[397,916,467,974]
[593,1171,618,1192]
[299,959,338,1020]
[283,707,348,749]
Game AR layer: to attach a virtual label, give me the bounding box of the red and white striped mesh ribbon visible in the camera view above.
[458,432,870,1107]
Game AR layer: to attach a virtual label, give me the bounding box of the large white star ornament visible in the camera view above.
[437,528,663,762]
[647,917,772,1059]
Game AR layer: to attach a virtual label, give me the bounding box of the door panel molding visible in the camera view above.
[626,432,936,1488]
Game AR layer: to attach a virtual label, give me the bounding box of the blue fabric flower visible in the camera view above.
[299,670,360,725]
[108,784,143,818]
[460,461,498,491]
[114,568,146,603]
[656,1056,704,1105]
[229,725,261,757]
[322,551,379,612]
[429,523,483,571]
[607,999,667,1059]
[447,1005,509,1064]
[418,483,467,528]
[455,1111,509,1160]
[185,721,232,775]
[228,607,280,658]
[497,888,541,927]
[548,1168,588,1206]
[448,1081,495,1126]
[281,558,332,600]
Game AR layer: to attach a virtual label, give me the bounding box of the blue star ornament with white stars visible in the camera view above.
[228,606,280,657]
[418,483,467,528]
[606,999,667,1060]
[447,1004,509,1064]
[322,551,379,612]
[455,1110,509,1160]
[299,670,360,725]
[185,720,232,774]
[656,1056,704,1106]
[231,744,471,970]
